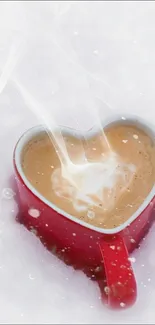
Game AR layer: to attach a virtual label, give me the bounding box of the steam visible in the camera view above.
[13,78,115,194]
[0,40,135,211]
[0,29,135,213]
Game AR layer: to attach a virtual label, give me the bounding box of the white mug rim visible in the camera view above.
[14,113,155,235]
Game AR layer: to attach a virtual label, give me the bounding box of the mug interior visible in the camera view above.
[14,114,155,235]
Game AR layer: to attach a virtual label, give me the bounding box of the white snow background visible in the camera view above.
[0,1,155,323]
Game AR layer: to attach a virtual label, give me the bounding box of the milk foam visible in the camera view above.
[51,152,136,213]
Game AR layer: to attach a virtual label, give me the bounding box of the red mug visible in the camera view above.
[13,115,155,309]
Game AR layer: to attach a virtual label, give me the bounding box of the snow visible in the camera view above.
[0,1,155,323]
[28,208,40,219]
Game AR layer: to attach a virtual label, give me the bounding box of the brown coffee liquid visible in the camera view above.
[21,123,155,229]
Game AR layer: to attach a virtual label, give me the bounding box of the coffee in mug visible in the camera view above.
[21,123,155,229]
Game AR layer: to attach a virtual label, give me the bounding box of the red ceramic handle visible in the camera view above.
[98,235,137,308]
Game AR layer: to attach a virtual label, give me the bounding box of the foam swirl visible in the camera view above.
[51,153,136,212]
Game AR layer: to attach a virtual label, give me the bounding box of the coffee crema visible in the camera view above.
[21,123,155,229]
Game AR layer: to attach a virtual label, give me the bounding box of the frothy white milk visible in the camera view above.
[51,152,136,212]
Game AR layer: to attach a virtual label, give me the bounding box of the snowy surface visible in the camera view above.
[0,1,155,323]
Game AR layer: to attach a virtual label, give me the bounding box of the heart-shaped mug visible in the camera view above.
[13,114,155,309]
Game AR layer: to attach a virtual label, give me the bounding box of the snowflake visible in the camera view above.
[2,188,15,199]
[28,208,40,218]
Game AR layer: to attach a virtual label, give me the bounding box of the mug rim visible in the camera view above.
[14,113,155,235]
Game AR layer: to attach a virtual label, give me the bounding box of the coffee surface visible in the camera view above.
[21,123,155,229]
